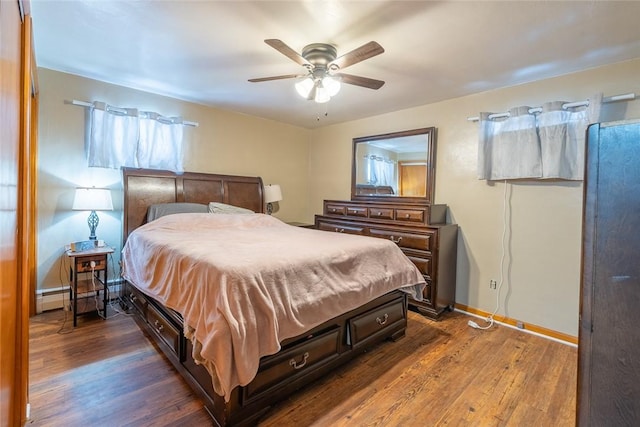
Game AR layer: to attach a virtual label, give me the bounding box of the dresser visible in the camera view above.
[315,199,458,319]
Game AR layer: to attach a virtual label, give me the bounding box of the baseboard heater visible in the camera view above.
[36,279,124,313]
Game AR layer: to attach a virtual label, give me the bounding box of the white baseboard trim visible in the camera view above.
[36,281,123,314]
[454,304,578,347]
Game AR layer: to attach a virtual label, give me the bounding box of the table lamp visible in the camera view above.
[264,184,282,215]
[72,187,113,240]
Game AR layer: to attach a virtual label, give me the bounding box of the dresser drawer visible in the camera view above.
[243,327,340,403]
[421,281,433,305]
[369,228,435,252]
[317,220,365,235]
[146,303,181,358]
[405,254,433,279]
[368,207,394,220]
[75,255,107,272]
[395,209,425,223]
[348,298,406,349]
[346,206,368,217]
[325,204,346,215]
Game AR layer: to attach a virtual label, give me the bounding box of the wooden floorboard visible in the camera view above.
[28,308,577,426]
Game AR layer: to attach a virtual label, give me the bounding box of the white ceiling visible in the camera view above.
[30,1,640,129]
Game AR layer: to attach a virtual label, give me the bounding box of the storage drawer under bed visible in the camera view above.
[243,326,341,403]
[127,284,148,315]
[348,297,406,350]
[146,302,182,359]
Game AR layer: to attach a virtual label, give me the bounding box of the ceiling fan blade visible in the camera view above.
[248,74,300,83]
[264,39,309,66]
[337,73,385,90]
[330,41,384,69]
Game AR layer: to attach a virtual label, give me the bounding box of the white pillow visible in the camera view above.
[147,203,208,222]
[208,202,254,214]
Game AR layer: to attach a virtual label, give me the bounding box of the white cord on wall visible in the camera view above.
[90,261,108,320]
[468,179,509,330]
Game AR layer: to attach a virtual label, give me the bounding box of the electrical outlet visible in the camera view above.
[489,279,497,289]
[516,321,524,329]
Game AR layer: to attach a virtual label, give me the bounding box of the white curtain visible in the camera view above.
[366,155,396,188]
[477,94,602,181]
[138,113,184,173]
[87,102,184,173]
[538,93,602,179]
[88,102,139,169]
[478,106,541,180]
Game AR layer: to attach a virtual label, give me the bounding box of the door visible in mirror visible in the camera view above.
[352,127,436,203]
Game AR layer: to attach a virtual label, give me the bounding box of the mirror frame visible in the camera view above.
[351,127,437,204]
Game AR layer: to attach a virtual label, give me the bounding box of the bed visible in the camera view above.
[120,167,426,426]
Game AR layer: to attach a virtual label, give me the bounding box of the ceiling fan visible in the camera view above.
[249,39,385,103]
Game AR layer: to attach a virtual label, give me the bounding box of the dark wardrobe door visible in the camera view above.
[578,121,640,425]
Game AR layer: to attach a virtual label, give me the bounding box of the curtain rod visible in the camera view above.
[67,100,199,127]
[466,93,636,122]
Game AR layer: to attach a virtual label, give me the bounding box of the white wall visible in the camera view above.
[37,69,310,293]
[307,59,640,337]
[37,59,640,337]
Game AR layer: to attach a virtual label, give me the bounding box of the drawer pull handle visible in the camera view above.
[330,208,336,212]
[376,314,389,325]
[154,320,164,332]
[390,236,403,244]
[405,213,410,218]
[289,352,310,370]
[377,212,382,216]
[131,295,137,301]
[335,228,345,233]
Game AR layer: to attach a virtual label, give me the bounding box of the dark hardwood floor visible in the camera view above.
[28,306,577,426]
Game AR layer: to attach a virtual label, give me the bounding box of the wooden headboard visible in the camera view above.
[122,168,264,242]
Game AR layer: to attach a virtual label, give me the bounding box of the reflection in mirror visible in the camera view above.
[352,127,436,203]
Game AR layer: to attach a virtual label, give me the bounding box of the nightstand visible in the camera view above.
[66,246,114,327]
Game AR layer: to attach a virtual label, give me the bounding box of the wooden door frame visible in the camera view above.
[0,1,36,425]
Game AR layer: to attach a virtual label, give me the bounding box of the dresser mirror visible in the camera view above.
[351,127,436,204]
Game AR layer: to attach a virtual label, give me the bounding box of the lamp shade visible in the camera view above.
[295,77,314,98]
[264,184,282,204]
[322,75,341,96]
[72,188,113,211]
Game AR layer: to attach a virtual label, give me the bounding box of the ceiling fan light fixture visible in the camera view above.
[322,75,341,97]
[295,74,340,103]
[314,83,331,103]
[250,39,385,103]
[295,76,315,98]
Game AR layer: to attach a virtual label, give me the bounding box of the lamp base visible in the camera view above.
[87,210,99,240]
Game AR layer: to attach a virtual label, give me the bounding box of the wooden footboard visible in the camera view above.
[124,282,407,426]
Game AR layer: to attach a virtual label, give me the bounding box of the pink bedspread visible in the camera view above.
[121,213,425,401]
